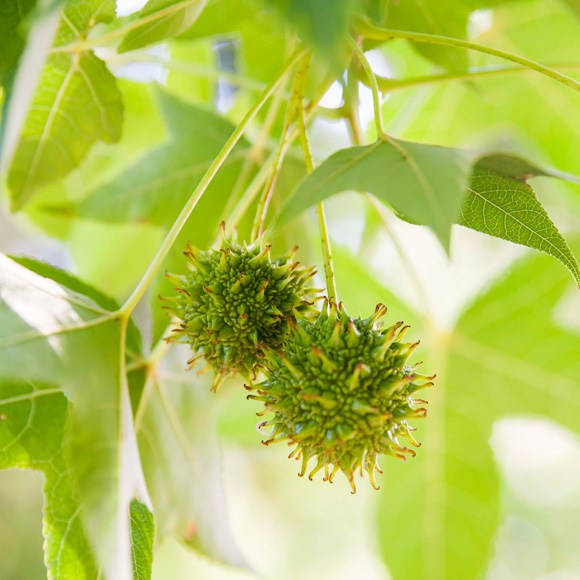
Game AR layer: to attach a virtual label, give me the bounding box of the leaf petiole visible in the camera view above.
[367,63,580,92]
[295,54,338,303]
[356,21,580,94]
[251,58,302,240]
[349,37,387,139]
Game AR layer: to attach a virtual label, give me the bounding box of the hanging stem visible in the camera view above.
[225,150,279,236]
[149,64,341,352]
[119,49,303,318]
[314,204,337,303]
[349,37,386,138]
[295,54,337,303]
[224,71,290,233]
[356,21,580,94]
[343,48,434,321]
[251,65,302,240]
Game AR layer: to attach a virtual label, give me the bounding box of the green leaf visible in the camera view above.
[265,0,357,69]
[339,242,580,579]
[6,0,123,211]
[9,255,143,350]
[70,91,248,228]
[130,499,155,580]
[0,0,37,85]
[381,0,470,71]
[284,138,579,280]
[118,0,207,53]
[332,246,499,579]
[0,254,150,579]
[476,152,580,183]
[375,0,516,71]
[136,357,248,566]
[0,379,97,578]
[280,138,472,249]
[461,169,580,285]
[0,0,64,176]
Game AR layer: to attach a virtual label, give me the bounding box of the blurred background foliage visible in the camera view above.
[1,0,580,578]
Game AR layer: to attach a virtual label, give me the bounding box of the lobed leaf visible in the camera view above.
[6,0,122,210]
[280,138,472,250]
[334,244,580,579]
[281,142,579,282]
[0,254,151,579]
[136,358,248,567]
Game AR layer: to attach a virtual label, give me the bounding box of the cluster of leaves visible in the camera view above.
[0,0,579,578]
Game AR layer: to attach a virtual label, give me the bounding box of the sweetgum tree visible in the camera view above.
[0,0,579,578]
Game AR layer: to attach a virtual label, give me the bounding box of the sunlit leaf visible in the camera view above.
[461,169,580,285]
[0,254,150,579]
[0,0,63,176]
[136,353,248,567]
[0,379,97,578]
[6,0,122,210]
[118,0,207,53]
[9,255,143,349]
[335,244,580,579]
[379,248,580,579]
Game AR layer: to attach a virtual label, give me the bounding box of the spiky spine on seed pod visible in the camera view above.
[247,300,434,493]
[163,224,321,390]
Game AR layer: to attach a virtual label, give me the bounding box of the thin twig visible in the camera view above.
[118,49,303,318]
[356,21,580,94]
[295,54,338,303]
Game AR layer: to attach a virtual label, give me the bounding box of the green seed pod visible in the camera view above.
[165,228,320,390]
[248,301,434,493]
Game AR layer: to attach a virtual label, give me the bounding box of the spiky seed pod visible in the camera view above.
[165,229,320,390]
[248,301,434,493]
